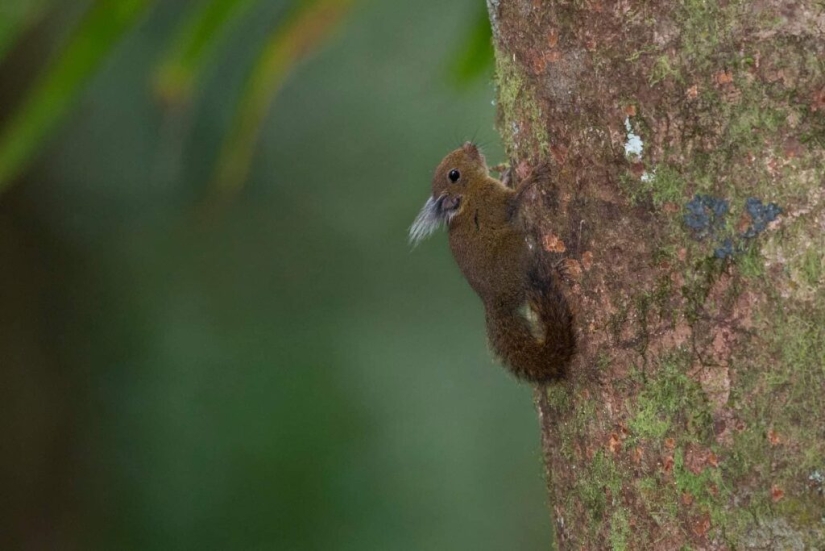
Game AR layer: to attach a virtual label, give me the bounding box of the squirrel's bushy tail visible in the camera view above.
[485,258,576,383]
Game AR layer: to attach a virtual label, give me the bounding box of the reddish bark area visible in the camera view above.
[489,0,825,548]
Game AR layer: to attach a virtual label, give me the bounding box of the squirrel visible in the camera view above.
[409,142,576,383]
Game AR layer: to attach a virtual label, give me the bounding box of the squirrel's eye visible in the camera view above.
[448,169,460,183]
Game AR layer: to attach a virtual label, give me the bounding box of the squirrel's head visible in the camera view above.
[409,142,488,245]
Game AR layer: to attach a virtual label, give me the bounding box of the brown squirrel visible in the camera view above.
[410,142,575,383]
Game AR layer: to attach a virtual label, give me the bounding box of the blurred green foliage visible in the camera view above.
[212,0,355,194]
[0,1,549,550]
[0,0,50,59]
[0,0,151,190]
[0,0,354,194]
[448,2,494,88]
[0,0,494,195]
[154,0,261,104]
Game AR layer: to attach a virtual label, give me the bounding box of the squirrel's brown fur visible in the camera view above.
[410,142,575,382]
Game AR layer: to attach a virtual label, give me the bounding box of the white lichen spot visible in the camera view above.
[640,167,656,183]
[743,519,806,550]
[624,117,644,159]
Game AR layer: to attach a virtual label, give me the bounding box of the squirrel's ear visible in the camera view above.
[461,142,487,168]
[462,142,481,160]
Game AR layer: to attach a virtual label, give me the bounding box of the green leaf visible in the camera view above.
[154,0,259,105]
[0,0,52,62]
[210,0,355,196]
[0,0,153,193]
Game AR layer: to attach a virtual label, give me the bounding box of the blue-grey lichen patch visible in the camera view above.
[684,194,729,239]
[714,238,734,260]
[742,197,781,238]
[683,195,782,259]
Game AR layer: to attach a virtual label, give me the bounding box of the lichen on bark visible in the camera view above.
[490,0,825,548]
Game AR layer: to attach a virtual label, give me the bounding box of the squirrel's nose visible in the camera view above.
[441,196,461,211]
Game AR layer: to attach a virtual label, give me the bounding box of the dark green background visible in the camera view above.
[1,1,552,548]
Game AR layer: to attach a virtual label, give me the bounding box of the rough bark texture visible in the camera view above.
[487,0,825,548]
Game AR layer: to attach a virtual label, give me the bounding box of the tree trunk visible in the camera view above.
[487,0,825,548]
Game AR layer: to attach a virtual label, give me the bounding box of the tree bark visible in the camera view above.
[487,0,825,548]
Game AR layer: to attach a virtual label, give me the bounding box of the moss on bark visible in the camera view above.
[490,0,825,547]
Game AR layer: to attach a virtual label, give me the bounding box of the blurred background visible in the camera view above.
[0,1,552,549]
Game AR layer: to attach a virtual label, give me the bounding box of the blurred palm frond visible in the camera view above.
[211,0,355,195]
[0,0,52,62]
[0,0,151,192]
[0,0,356,197]
[153,0,259,106]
